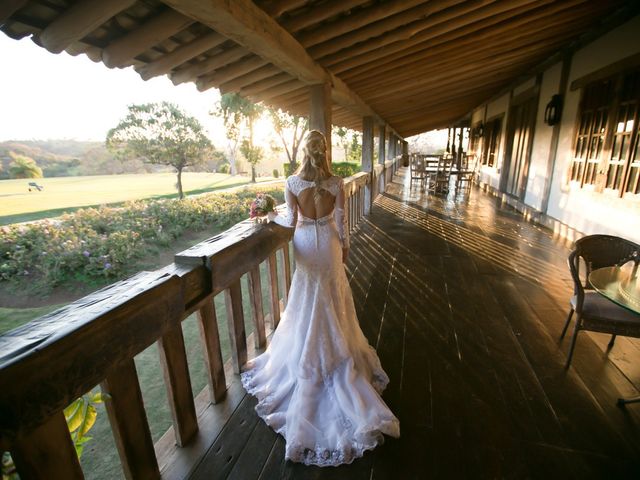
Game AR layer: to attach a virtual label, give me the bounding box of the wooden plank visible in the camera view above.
[224,280,248,374]
[101,358,159,480]
[226,418,277,480]
[10,411,83,480]
[37,0,136,54]
[247,266,267,349]
[196,300,227,404]
[158,324,199,447]
[189,395,260,480]
[267,253,281,329]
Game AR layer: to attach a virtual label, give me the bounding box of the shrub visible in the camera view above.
[218,163,230,174]
[332,162,361,178]
[0,186,284,289]
[272,168,279,178]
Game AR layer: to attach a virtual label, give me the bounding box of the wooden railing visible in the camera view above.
[0,158,399,479]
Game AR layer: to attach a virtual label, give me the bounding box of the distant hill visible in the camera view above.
[0,139,229,179]
[0,139,156,178]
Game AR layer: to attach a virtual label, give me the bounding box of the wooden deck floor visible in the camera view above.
[186,168,640,479]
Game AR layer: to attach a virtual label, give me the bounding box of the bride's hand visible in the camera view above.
[342,247,349,263]
[267,211,277,222]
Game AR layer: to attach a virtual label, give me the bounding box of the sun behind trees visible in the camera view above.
[106,102,213,199]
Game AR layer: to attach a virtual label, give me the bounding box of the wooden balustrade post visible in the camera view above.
[224,280,247,374]
[158,324,198,447]
[196,300,227,403]
[267,253,281,329]
[362,116,374,216]
[247,266,267,349]
[102,359,160,480]
[10,411,84,480]
[281,244,292,300]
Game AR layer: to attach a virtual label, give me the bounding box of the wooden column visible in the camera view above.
[362,116,374,215]
[402,140,409,167]
[309,83,332,163]
[458,126,464,170]
[378,124,386,165]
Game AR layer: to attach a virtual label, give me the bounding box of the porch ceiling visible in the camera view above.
[1,0,635,137]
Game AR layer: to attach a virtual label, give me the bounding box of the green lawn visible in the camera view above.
[0,172,275,224]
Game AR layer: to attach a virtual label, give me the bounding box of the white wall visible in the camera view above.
[523,61,562,210]
[546,15,640,243]
[478,93,510,190]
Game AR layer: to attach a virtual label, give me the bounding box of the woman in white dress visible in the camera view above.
[241,130,400,467]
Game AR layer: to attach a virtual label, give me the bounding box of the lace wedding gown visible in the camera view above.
[241,174,400,467]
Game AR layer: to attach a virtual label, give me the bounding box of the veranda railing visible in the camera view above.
[0,158,400,479]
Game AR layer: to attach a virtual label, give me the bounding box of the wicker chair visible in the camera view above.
[560,234,640,368]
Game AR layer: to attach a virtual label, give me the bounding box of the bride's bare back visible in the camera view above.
[295,185,336,219]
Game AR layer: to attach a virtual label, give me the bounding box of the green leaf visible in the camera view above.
[90,391,104,403]
[64,398,84,433]
[79,404,97,436]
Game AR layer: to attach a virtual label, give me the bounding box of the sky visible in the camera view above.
[0,33,230,145]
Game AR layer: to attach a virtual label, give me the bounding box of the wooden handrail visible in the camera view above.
[0,158,399,478]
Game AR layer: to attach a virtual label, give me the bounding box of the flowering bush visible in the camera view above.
[0,187,284,289]
[249,193,276,218]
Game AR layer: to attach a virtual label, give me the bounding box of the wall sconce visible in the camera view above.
[475,123,484,138]
[544,94,563,126]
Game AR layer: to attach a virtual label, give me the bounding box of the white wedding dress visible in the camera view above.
[241,174,400,467]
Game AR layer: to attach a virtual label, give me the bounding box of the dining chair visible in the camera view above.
[409,155,426,190]
[560,234,640,368]
[429,154,453,194]
[456,153,477,190]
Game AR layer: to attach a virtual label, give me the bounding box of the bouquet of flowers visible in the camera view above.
[249,193,276,220]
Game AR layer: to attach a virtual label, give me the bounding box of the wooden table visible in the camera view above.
[589,263,640,405]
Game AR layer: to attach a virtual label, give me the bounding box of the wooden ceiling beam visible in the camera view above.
[349,19,588,91]
[102,9,195,68]
[321,0,555,71]
[36,0,137,54]
[135,31,226,79]
[239,72,292,97]
[357,40,563,99]
[298,0,445,48]
[0,0,29,26]
[282,0,374,33]
[170,45,249,85]
[308,0,477,58]
[161,0,396,133]
[261,0,309,18]
[219,64,281,94]
[196,56,268,91]
[340,1,594,82]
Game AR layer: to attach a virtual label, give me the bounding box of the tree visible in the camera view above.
[268,108,308,172]
[333,126,350,162]
[348,131,362,163]
[8,152,43,178]
[106,102,212,199]
[216,93,263,182]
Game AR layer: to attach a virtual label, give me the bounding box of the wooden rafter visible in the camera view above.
[36,0,137,54]
[102,9,195,68]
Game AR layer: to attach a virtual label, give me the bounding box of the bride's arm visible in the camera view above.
[334,178,349,261]
[267,179,297,228]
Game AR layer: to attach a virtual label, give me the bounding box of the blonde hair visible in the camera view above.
[296,130,332,201]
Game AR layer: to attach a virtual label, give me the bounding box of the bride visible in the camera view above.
[241,130,400,466]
